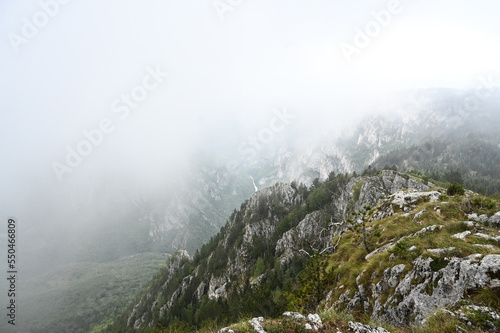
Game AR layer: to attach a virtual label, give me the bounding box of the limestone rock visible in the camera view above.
[452,231,471,240]
[391,191,440,208]
[411,225,444,237]
[453,305,500,332]
[473,244,496,250]
[282,312,322,330]
[307,313,323,329]
[475,233,491,239]
[208,274,229,300]
[337,254,500,326]
[427,247,455,255]
[159,275,193,318]
[348,321,390,333]
[250,273,267,287]
[474,233,500,242]
[466,305,500,321]
[489,212,500,225]
[196,281,207,302]
[249,317,266,333]
[276,211,325,259]
[413,208,426,221]
[468,213,489,223]
[365,242,394,260]
[462,221,479,227]
[283,312,306,320]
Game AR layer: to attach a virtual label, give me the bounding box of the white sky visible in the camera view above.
[1,0,500,202]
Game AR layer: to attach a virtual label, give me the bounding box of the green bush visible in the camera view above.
[353,181,363,202]
[253,257,266,277]
[466,307,500,330]
[472,196,496,210]
[307,187,331,211]
[389,239,411,259]
[447,182,465,196]
[429,257,449,272]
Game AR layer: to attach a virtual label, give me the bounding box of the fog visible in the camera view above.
[2,0,500,190]
[1,0,500,330]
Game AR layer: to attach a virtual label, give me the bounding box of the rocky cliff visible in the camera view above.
[106,171,500,333]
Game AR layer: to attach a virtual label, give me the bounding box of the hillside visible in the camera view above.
[259,89,500,188]
[104,171,500,332]
[13,89,500,333]
[372,133,500,195]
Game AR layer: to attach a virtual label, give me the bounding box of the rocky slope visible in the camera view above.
[105,170,500,332]
[78,88,500,332]
[325,192,500,328]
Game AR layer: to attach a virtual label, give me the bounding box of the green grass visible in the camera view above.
[322,193,500,323]
[467,287,500,309]
[408,311,473,333]
[106,189,500,333]
[353,181,363,202]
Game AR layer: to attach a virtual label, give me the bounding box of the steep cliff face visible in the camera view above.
[213,182,303,296]
[117,182,306,330]
[126,250,191,330]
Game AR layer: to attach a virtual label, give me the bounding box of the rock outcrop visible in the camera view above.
[276,171,435,268]
[127,250,191,329]
[120,170,500,332]
[348,321,390,333]
[333,253,500,326]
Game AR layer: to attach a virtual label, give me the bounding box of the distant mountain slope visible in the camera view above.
[239,89,500,190]
[0,253,169,333]
[16,88,500,333]
[373,133,500,195]
[23,89,500,272]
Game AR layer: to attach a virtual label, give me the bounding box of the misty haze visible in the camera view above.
[1,1,500,332]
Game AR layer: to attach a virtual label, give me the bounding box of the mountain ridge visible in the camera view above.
[105,170,500,332]
[11,89,500,333]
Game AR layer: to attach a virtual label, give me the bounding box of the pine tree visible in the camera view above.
[295,253,329,312]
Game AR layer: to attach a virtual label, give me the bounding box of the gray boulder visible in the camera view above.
[489,212,500,225]
[348,321,390,333]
